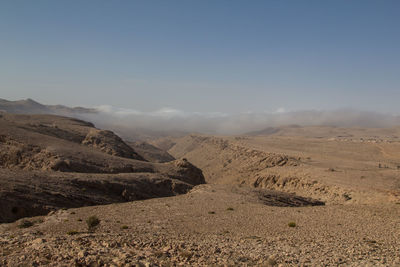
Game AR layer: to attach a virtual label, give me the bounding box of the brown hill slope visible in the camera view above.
[153,132,400,204]
[0,113,205,223]
[128,141,175,163]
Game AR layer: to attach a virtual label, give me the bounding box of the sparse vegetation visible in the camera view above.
[121,225,129,230]
[153,250,165,258]
[208,211,215,214]
[288,222,296,227]
[34,218,44,224]
[77,218,82,222]
[179,250,193,259]
[67,230,79,235]
[33,230,44,236]
[226,207,234,211]
[18,220,34,228]
[86,215,100,231]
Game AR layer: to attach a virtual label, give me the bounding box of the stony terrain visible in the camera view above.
[0,185,399,266]
[155,132,400,205]
[1,110,400,266]
[0,113,205,223]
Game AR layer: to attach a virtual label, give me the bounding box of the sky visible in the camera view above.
[1,0,400,114]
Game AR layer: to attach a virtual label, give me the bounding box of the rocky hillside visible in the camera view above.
[128,141,176,163]
[153,134,400,204]
[0,113,205,223]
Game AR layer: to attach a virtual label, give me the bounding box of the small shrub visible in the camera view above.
[179,250,193,259]
[77,218,82,222]
[226,207,234,211]
[18,220,34,229]
[86,216,100,231]
[153,250,165,258]
[70,211,76,215]
[121,225,129,230]
[33,230,44,236]
[34,218,44,224]
[67,230,79,235]
[208,211,215,214]
[288,222,296,227]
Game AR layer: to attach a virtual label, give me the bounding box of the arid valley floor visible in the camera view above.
[0,109,400,266]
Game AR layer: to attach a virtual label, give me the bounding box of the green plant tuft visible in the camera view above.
[18,220,34,229]
[86,215,100,231]
[67,230,79,235]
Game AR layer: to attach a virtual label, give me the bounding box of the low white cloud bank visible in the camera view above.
[81,105,400,136]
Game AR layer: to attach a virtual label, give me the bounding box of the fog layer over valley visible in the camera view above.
[2,98,400,138]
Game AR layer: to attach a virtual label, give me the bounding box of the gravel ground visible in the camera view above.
[1,184,399,266]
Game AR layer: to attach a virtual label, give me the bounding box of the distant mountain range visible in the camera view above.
[0,98,187,141]
[0,98,97,115]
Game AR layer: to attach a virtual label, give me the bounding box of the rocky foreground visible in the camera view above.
[1,185,399,266]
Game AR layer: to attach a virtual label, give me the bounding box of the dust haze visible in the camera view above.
[84,105,400,135]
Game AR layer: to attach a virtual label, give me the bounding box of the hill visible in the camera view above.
[0,113,205,223]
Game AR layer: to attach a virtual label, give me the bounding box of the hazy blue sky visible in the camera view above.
[1,0,399,114]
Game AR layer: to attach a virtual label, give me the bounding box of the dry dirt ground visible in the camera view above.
[0,185,399,266]
[1,115,400,266]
